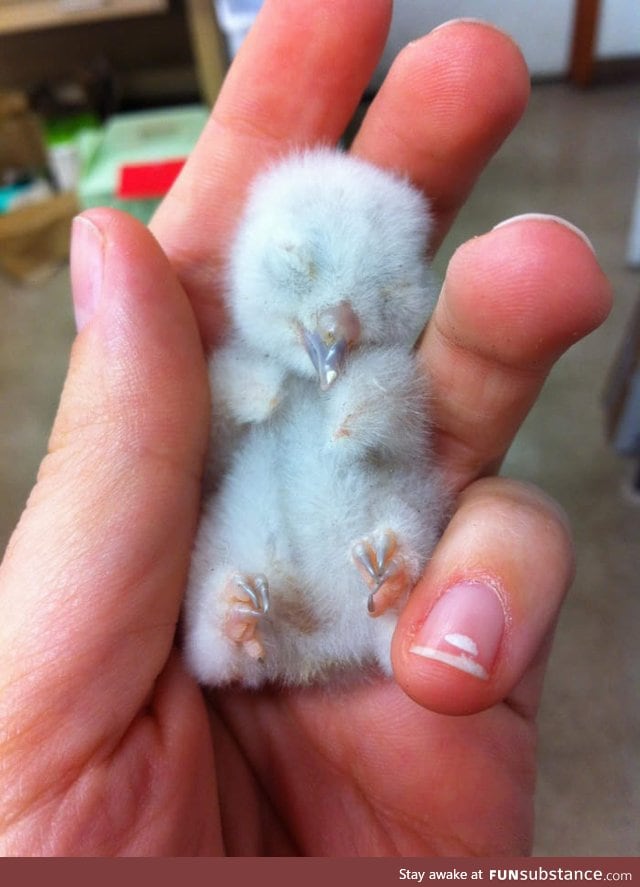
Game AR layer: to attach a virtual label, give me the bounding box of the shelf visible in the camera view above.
[0,0,168,35]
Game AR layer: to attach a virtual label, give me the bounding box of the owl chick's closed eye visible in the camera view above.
[184,148,450,688]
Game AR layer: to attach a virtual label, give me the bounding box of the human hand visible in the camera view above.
[0,1,612,855]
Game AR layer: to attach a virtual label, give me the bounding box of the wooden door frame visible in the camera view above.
[570,0,602,86]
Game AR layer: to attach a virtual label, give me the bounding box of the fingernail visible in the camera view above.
[70,215,105,331]
[493,213,595,253]
[431,17,488,33]
[410,581,505,680]
[430,18,512,40]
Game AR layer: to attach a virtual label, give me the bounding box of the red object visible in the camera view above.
[117,158,185,199]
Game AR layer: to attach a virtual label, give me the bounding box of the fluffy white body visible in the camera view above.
[184,149,449,687]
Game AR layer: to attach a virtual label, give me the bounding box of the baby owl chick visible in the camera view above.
[183,148,449,687]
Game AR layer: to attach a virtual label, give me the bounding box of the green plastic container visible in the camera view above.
[77,105,209,223]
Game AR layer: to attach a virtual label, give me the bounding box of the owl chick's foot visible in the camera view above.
[224,573,270,661]
[351,530,411,617]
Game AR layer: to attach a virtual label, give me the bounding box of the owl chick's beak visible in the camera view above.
[302,301,361,390]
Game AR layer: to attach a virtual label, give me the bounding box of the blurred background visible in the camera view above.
[0,0,638,857]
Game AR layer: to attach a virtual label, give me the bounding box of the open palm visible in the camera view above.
[0,1,611,856]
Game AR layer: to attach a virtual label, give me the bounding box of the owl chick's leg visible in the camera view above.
[351,530,414,617]
[224,572,270,660]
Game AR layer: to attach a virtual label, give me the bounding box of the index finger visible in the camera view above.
[150,0,392,345]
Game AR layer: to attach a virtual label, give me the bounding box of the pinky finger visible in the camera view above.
[392,477,575,717]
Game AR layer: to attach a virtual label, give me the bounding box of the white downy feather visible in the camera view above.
[183,148,450,687]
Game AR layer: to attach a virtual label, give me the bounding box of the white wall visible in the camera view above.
[373,0,640,85]
[597,0,640,58]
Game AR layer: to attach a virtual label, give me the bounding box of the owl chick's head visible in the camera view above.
[228,148,436,387]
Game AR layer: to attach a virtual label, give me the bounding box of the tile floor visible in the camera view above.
[0,81,639,856]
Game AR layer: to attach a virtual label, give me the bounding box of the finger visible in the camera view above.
[421,216,612,491]
[352,20,530,251]
[0,209,209,762]
[392,477,575,717]
[150,0,392,345]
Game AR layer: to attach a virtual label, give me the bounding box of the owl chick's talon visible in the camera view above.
[352,531,410,617]
[234,573,270,616]
[224,573,270,660]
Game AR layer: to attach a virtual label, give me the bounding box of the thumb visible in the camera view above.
[0,209,209,749]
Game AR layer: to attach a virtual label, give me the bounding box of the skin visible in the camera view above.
[0,1,612,856]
